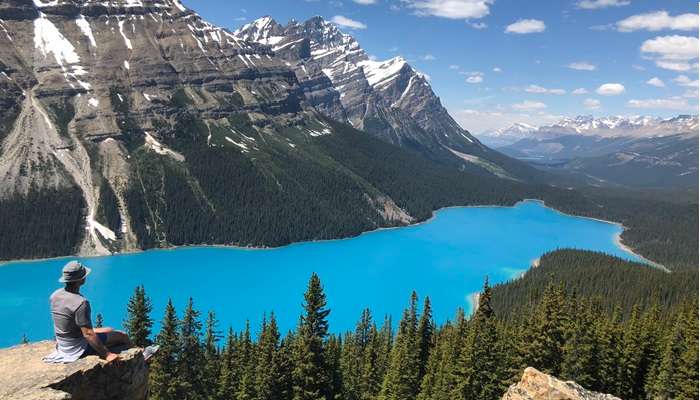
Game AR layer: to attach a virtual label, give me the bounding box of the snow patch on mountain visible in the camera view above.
[34,13,81,66]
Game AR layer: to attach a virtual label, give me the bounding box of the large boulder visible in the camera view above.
[503,367,620,400]
[0,341,148,400]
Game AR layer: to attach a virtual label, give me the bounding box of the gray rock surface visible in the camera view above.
[0,341,147,400]
[502,367,621,400]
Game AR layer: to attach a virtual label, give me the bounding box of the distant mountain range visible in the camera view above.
[477,115,699,188]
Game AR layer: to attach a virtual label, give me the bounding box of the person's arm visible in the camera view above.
[81,326,119,362]
[76,301,118,362]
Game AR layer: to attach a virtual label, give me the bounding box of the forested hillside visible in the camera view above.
[491,249,698,318]
[539,187,698,270]
[116,272,698,400]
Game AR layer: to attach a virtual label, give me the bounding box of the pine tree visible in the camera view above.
[595,307,622,394]
[292,273,331,400]
[451,278,505,400]
[325,334,343,400]
[676,301,699,400]
[360,322,384,400]
[616,305,643,398]
[417,323,452,400]
[379,292,421,400]
[150,299,179,400]
[178,297,205,399]
[340,330,361,400]
[95,313,104,328]
[519,282,568,375]
[218,328,240,400]
[278,333,296,400]
[417,297,434,383]
[650,301,699,400]
[342,309,374,400]
[237,321,257,400]
[561,299,598,389]
[124,285,154,347]
[255,314,284,400]
[375,315,393,384]
[642,304,663,398]
[203,311,221,400]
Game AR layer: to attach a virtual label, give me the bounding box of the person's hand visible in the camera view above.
[105,352,119,363]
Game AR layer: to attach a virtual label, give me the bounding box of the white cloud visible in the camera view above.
[673,75,699,88]
[422,54,436,61]
[617,11,698,32]
[596,83,625,96]
[568,61,597,71]
[576,0,629,10]
[449,64,460,70]
[505,19,546,34]
[352,0,376,4]
[470,22,487,29]
[640,35,699,71]
[572,88,588,95]
[627,98,694,110]
[525,84,566,95]
[512,100,547,111]
[330,15,367,29]
[641,35,698,61]
[584,98,601,109]
[646,77,665,87]
[465,72,483,83]
[683,89,699,98]
[654,61,695,72]
[405,0,493,20]
[492,67,502,72]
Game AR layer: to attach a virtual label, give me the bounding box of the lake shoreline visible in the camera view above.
[0,198,662,271]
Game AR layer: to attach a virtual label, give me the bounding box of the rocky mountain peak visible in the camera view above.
[231,15,493,166]
[232,15,283,43]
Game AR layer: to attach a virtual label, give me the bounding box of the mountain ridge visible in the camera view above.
[0,0,542,261]
[479,114,699,147]
[232,15,537,177]
[483,115,699,189]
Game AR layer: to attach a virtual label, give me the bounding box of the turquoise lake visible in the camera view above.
[0,200,644,347]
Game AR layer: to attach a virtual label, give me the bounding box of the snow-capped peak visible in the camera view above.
[540,114,695,137]
[358,57,410,88]
[233,16,283,44]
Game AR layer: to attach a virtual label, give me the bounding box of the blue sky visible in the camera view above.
[182,0,698,133]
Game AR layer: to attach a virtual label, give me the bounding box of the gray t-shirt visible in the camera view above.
[44,288,92,363]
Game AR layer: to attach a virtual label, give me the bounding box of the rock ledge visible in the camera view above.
[503,367,620,400]
[0,341,147,400]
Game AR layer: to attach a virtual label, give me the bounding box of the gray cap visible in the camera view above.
[58,261,92,283]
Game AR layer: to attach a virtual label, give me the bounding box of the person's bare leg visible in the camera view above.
[94,327,114,334]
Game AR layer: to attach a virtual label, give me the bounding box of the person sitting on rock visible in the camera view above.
[43,261,131,363]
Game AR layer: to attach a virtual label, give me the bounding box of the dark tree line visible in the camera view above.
[0,187,85,261]
[541,186,699,270]
[491,249,699,319]
[123,272,698,400]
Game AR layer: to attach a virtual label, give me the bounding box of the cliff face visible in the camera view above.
[503,367,621,400]
[0,341,147,400]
